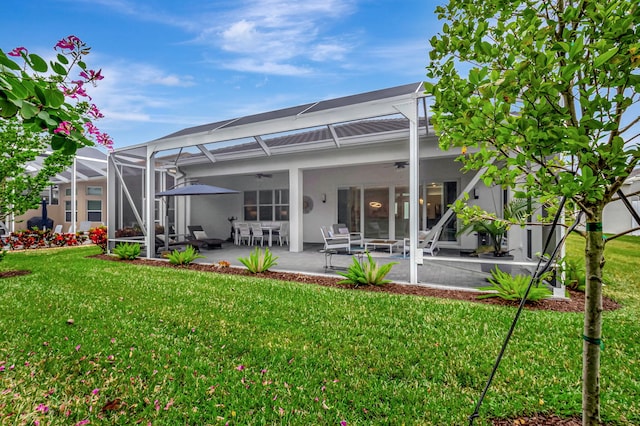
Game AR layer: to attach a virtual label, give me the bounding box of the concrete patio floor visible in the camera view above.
[183,241,535,291]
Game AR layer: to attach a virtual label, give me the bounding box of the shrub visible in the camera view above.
[112,242,141,260]
[337,252,397,286]
[478,267,552,302]
[88,226,108,253]
[560,257,586,292]
[238,247,278,273]
[168,245,205,266]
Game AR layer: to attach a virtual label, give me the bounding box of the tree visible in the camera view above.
[424,1,639,425]
[0,117,73,222]
[0,36,112,221]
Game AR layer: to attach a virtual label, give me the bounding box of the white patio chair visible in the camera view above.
[403,229,441,258]
[249,223,264,246]
[320,226,350,253]
[331,223,363,247]
[53,224,63,234]
[236,223,251,245]
[277,222,290,246]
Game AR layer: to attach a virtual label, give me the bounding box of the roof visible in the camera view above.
[27,146,108,184]
[154,82,426,142]
[113,82,431,168]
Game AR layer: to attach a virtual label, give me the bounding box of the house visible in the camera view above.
[603,168,640,236]
[108,82,556,284]
[10,147,108,233]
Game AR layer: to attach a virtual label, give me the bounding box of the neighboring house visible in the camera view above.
[11,147,108,233]
[603,168,640,236]
[108,82,556,284]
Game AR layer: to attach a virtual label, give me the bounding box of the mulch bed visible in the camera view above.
[93,254,621,314]
[0,270,31,279]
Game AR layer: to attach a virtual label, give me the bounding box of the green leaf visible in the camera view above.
[37,110,57,127]
[56,53,69,65]
[51,134,66,150]
[62,139,78,156]
[0,50,21,70]
[6,78,28,99]
[594,47,619,68]
[0,99,19,118]
[19,101,39,119]
[28,54,48,73]
[44,88,65,108]
[51,61,67,76]
[34,84,47,105]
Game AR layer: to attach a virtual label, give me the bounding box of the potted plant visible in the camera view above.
[458,198,530,273]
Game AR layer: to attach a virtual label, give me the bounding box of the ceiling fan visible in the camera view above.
[394,161,409,169]
[254,173,273,179]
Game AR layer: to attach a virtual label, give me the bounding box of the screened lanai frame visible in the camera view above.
[108,82,482,284]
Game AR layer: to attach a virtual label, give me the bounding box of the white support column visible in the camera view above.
[107,153,117,247]
[145,148,156,259]
[394,100,420,284]
[71,158,77,233]
[289,167,303,252]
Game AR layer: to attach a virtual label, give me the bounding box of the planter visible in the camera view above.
[478,252,514,274]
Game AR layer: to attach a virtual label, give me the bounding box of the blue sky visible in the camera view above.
[3,0,441,149]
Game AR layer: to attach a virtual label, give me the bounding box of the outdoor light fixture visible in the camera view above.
[321,193,326,203]
[369,201,382,208]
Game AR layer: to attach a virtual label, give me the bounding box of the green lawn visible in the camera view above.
[0,237,638,425]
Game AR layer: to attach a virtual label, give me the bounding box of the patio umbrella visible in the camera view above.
[155,184,239,251]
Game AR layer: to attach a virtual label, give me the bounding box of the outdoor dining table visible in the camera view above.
[260,224,280,247]
[234,223,280,246]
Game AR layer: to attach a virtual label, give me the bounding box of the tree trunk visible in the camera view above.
[583,209,605,426]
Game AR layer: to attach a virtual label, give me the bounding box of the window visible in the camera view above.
[87,200,102,222]
[86,186,103,196]
[65,200,77,222]
[243,189,289,221]
[50,186,59,205]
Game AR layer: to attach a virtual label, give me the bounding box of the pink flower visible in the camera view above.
[0,366,4,372]
[74,420,90,426]
[341,421,347,426]
[54,121,73,136]
[75,344,81,352]
[236,365,245,371]
[56,35,82,50]
[92,388,100,395]
[96,133,114,151]
[88,104,104,119]
[80,69,103,82]
[8,47,27,57]
[35,403,49,413]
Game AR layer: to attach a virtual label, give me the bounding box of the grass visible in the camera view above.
[0,238,638,425]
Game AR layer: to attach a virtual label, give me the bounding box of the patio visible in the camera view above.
[183,242,534,291]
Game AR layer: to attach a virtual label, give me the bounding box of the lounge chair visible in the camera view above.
[320,226,351,253]
[187,225,224,249]
[403,228,441,258]
[331,223,363,247]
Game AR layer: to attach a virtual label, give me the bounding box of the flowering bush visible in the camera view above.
[1,35,113,152]
[0,228,84,250]
[88,226,108,253]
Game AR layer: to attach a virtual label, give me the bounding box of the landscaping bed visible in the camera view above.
[94,254,621,314]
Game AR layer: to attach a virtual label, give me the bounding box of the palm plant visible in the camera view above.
[458,198,531,257]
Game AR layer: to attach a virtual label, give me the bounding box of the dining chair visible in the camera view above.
[249,223,264,246]
[237,223,251,245]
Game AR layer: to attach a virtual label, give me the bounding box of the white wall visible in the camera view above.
[179,135,491,248]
